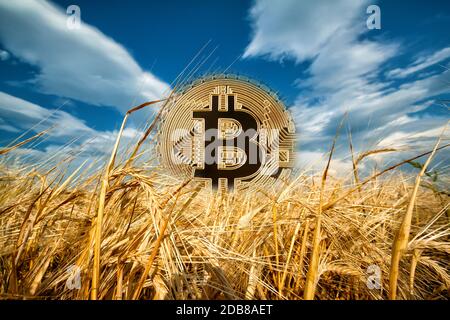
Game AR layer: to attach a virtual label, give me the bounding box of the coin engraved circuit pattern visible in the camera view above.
[157,76,296,191]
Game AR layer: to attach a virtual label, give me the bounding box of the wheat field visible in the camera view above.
[0,98,449,300]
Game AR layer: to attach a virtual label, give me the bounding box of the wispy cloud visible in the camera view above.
[0,91,148,171]
[0,0,170,113]
[0,91,94,137]
[387,47,450,79]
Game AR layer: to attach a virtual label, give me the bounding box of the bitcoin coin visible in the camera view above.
[157,75,296,191]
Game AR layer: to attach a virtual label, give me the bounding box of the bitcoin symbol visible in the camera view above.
[157,76,296,191]
[193,94,263,189]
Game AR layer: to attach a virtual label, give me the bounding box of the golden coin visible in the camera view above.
[158,75,296,191]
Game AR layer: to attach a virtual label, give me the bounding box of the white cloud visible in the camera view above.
[0,91,147,153]
[293,71,449,145]
[243,0,367,62]
[0,91,94,137]
[387,47,450,79]
[244,0,450,172]
[375,117,448,149]
[295,150,354,177]
[0,0,170,113]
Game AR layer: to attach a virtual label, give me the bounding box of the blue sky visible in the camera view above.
[0,0,449,174]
